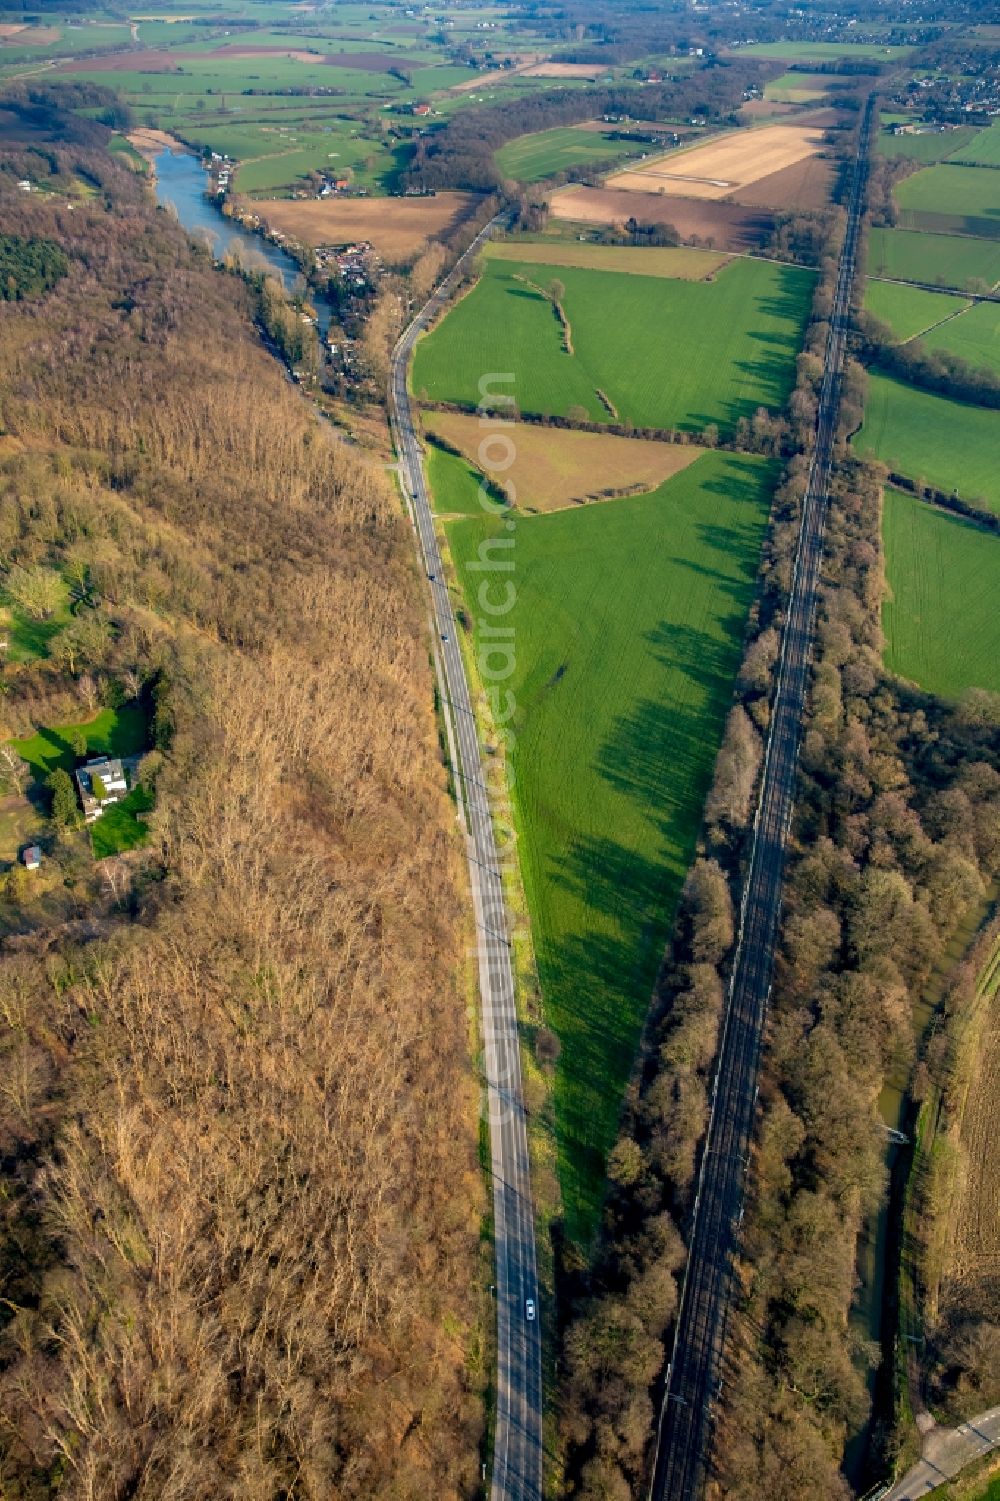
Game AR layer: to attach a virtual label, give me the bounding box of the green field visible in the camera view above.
[494,124,647,183]
[882,488,1000,699]
[738,40,909,59]
[864,279,968,342]
[764,71,832,103]
[412,255,814,433]
[444,450,776,1240]
[877,123,979,163]
[946,119,1000,166]
[854,371,1000,514]
[867,227,1000,290]
[920,298,1000,377]
[10,704,148,781]
[895,164,1000,239]
[427,442,507,517]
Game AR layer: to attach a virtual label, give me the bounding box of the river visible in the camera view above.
[151,146,333,338]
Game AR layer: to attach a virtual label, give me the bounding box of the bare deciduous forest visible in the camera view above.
[0,148,485,1499]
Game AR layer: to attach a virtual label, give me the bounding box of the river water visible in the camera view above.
[152,146,332,337]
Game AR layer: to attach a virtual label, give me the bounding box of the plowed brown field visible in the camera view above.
[729,153,837,211]
[547,185,774,250]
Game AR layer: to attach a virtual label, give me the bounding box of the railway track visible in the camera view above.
[648,95,876,1501]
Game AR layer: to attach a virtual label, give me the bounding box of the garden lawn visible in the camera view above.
[446,450,776,1241]
[412,256,814,434]
[494,124,644,183]
[867,227,1000,291]
[90,784,154,859]
[882,488,1000,699]
[853,371,1000,515]
[10,704,149,781]
[919,298,1000,378]
[864,279,968,342]
[895,164,1000,238]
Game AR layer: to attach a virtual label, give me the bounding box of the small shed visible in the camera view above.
[21,846,42,870]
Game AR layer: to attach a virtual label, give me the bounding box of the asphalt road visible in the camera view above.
[388,217,544,1501]
[885,1405,1000,1499]
[648,97,877,1501]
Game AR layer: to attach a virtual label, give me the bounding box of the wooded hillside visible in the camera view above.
[0,148,484,1499]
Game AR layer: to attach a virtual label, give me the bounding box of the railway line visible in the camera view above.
[648,95,876,1501]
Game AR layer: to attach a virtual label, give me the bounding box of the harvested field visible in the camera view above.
[728,152,837,211]
[605,123,826,200]
[521,61,608,78]
[198,44,328,61]
[321,50,425,71]
[484,240,732,278]
[59,47,179,72]
[422,411,705,511]
[548,185,774,251]
[256,193,477,261]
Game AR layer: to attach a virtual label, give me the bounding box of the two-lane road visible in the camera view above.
[389,219,544,1501]
[649,97,876,1501]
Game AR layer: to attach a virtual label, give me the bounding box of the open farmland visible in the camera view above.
[423,411,705,511]
[853,371,1000,515]
[882,488,1000,699]
[734,40,910,60]
[548,184,773,250]
[412,255,813,431]
[494,124,648,183]
[727,153,836,211]
[867,227,1000,291]
[764,71,834,103]
[919,297,1000,377]
[947,120,1000,167]
[441,451,776,1238]
[520,61,610,79]
[895,164,1000,239]
[877,122,979,163]
[484,239,732,278]
[255,193,476,260]
[605,122,825,200]
[863,280,969,342]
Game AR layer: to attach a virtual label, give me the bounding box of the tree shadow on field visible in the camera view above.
[540,612,743,1230]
